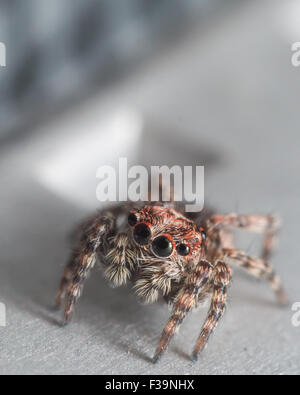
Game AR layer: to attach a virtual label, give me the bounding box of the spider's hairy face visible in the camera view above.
[103,205,207,302]
[128,206,206,266]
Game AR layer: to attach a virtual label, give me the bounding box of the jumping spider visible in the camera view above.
[56,196,288,363]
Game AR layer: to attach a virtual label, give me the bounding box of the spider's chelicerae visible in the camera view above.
[56,196,288,363]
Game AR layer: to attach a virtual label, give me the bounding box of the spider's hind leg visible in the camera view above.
[223,248,288,306]
[207,214,288,306]
[207,214,279,262]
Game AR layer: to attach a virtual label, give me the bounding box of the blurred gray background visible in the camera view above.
[0,0,300,375]
[0,0,225,139]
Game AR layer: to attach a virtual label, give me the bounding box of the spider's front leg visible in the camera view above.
[152,259,213,363]
[56,212,116,324]
[192,261,231,361]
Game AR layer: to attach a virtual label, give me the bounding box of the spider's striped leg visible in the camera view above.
[207,214,287,304]
[56,214,115,324]
[207,214,280,262]
[260,218,279,263]
[192,261,231,361]
[223,248,288,306]
[56,212,115,308]
[56,252,78,308]
[152,259,213,363]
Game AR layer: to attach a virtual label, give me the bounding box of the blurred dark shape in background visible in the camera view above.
[0,0,226,140]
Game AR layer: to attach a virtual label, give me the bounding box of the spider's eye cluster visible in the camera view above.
[152,236,173,258]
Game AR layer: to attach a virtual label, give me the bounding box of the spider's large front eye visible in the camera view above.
[176,243,190,256]
[133,223,151,245]
[152,236,173,258]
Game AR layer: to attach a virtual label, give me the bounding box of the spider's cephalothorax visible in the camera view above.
[113,205,207,304]
[56,199,288,363]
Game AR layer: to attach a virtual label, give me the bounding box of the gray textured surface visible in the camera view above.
[0,0,300,374]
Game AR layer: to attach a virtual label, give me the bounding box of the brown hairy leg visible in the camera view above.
[192,261,231,360]
[56,213,116,324]
[206,214,288,305]
[222,248,288,305]
[152,259,213,363]
[207,213,280,261]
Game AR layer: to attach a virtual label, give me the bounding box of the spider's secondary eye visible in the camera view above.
[128,213,137,226]
[176,243,190,256]
[201,230,207,243]
[152,236,173,258]
[133,223,151,245]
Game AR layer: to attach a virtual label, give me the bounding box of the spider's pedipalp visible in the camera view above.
[152,259,213,363]
[133,261,181,304]
[103,232,136,287]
